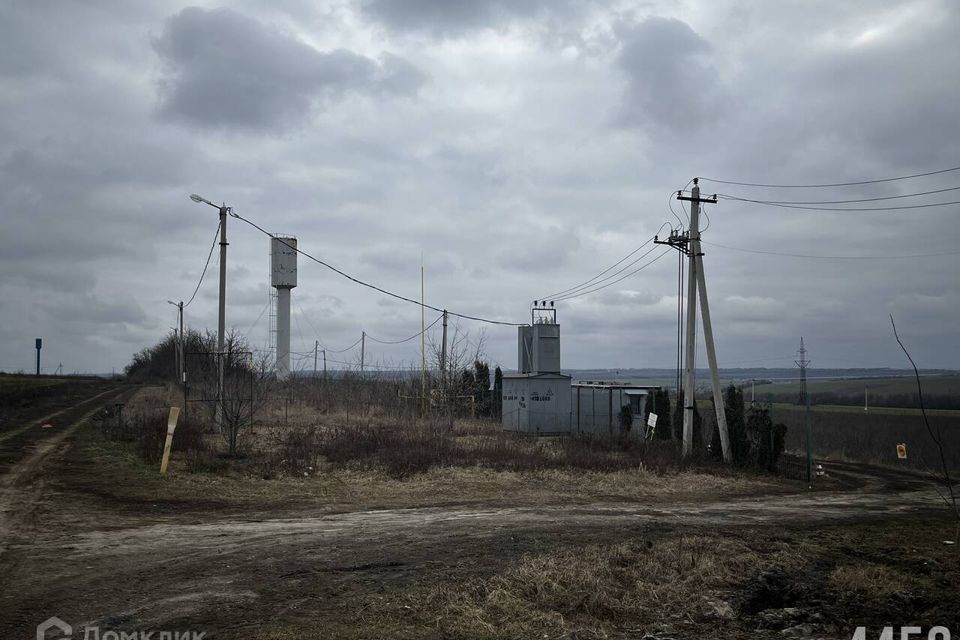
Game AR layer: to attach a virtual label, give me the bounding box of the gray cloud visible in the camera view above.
[1,0,958,374]
[615,17,724,133]
[153,7,424,130]
[360,0,588,36]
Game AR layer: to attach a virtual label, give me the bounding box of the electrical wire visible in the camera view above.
[319,336,364,354]
[699,165,960,188]
[229,210,523,327]
[715,194,960,211]
[183,220,221,308]
[365,314,444,344]
[668,192,687,227]
[553,248,672,301]
[540,224,669,301]
[548,244,663,301]
[700,239,960,260]
[293,295,325,344]
[715,184,960,205]
[242,298,271,339]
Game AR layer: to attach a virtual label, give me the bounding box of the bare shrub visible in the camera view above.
[309,419,687,479]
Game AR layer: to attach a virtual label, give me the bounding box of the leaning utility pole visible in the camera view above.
[796,337,812,483]
[675,179,731,462]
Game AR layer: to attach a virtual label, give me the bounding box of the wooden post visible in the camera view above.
[160,407,181,476]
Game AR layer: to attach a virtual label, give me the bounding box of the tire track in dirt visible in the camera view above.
[0,385,133,557]
[0,481,944,636]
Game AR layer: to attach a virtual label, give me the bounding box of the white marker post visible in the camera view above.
[160,407,181,476]
[646,412,658,439]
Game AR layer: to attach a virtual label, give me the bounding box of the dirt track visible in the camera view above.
[0,389,951,639]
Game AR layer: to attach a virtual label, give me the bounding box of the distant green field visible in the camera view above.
[700,397,960,471]
[753,374,960,397]
[768,402,960,418]
[0,376,72,394]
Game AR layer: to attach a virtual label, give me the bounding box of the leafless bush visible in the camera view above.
[310,419,688,479]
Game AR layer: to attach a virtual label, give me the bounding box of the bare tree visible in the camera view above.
[427,321,487,414]
[890,315,959,539]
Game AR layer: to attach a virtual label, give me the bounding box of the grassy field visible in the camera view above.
[769,402,960,471]
[751,374,960,410]
[69,385,783,521]
[770,402,960,417]
[0,375,72,393]
[754,374,960,397]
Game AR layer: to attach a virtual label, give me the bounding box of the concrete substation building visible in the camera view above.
[501,303,660,437]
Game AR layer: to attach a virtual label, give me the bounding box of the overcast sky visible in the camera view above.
[2,0,958,375]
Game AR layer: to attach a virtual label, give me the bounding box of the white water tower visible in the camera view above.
[271,237,297,379]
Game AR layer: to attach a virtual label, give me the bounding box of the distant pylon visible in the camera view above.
[795,336,813,484]
[795,337,810,405]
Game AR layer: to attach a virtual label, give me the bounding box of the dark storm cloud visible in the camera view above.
[615,17,723,133]
[153,7,425,130]
[1,0,958,374]
[360,0,590,35]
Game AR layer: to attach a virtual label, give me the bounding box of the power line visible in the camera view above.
[553,248,672,301]
[229,210,523,327]
[715,184,960,205]
[701,239,960,260]
[540,228,667,301]
[242,298,271,338]
[699,165,960,188]
[716,194,960,212]
[366,314,443,344]
[183,220,221,308]
[319,336,363,354]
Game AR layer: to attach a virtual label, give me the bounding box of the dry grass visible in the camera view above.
[305,535,785,640]
[829,564,914,600]
[64,385,786,522]
[252,521,960,640]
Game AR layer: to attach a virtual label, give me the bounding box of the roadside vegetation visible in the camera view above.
[258,519,960,640]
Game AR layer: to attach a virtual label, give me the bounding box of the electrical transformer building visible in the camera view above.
[501,303,661,437]
[502,303,572,435]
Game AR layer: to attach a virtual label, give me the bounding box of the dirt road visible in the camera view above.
[0,395,951,639]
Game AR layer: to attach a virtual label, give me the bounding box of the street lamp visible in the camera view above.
[190,193,231,429]
[167,300,184,383]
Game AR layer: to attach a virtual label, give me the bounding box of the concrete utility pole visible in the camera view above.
[677,179,731,462]
[421,265,427,415]
[167,300,184,383]
[322,349,327,380]
[190,194,230,429]
[314,340,319,376]
[441,309,448,383]
[360,331,366,375]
